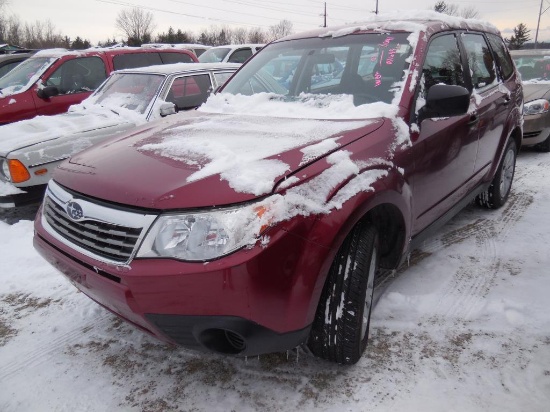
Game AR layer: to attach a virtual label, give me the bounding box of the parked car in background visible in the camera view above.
[0,46,198,125]
[0,52,35,78]
[511,49,550,151]
[34,13,522,365]
[0,62,239,208]
[142,43,211,57]
[198,44,264,64]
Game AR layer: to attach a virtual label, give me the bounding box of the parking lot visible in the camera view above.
[1,148,549,411]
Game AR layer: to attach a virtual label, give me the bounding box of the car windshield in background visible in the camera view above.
[198,48,231,63]
[0,57,56,95]
[91,73,164,114]
[513,55,550,81]
[222,32,412,105]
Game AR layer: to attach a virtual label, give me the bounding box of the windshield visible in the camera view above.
[198,48,231,63]
[513,55,550,81]
[87,73,165,115]
[221,33,412,106]
[0,56,56,96]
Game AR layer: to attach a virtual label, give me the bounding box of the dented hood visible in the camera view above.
[57,111,384,209]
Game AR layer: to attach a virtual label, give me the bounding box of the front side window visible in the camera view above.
[421,34,465,96]
[222,33,412,106]
[228,48,252,63]
[165,74,212,110]
[0,56,56,96]
[159,52,194,64]
[461,33,497,90]
[45,56,107,95]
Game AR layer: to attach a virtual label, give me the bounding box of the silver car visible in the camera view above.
[0,62,240,207]
[511,49,550,152]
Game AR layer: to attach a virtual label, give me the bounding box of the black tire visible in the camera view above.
[308,222,379,365]
[536,135,550,152]
[476,139,517,209]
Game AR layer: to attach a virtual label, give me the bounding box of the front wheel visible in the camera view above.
[536,135,550,152]
[308,221,379,365]
[476,139,517,209]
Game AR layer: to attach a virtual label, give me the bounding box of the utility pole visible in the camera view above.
[323,2,327,28]
[375,0,379,14]
[535,0,550,49]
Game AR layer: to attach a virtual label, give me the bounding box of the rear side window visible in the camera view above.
[159,52,194,64]
[113,52,162,70]
[421,34,465,95]
[165,73,212,110]
[228,48,252,64]
[486,33,515,79]
[461,33,497,90]
[45,56,107,95]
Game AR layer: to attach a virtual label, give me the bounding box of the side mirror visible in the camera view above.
[419,84,470,121]
[37,86,59,99]
[159,102,177,117]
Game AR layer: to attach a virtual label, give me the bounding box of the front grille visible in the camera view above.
[43,196,143,263]
[524,131,541,139]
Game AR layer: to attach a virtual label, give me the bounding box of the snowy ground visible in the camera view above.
[0,148,549,412]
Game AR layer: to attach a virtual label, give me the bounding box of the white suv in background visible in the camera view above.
[198,44,264,64]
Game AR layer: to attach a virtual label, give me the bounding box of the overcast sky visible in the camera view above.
[3,0,548,44]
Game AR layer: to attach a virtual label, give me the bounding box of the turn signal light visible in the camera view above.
[7,159,31,183]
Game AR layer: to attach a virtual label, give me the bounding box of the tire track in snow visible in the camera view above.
[0,313,111,381]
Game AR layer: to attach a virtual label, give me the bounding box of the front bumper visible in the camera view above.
[0,184,46,208]
[523,113,550,146]
[34,207,327,356]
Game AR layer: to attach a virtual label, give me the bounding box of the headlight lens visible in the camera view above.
[1,159,10,181]
[137,205,266,261]
[524,99,550,116]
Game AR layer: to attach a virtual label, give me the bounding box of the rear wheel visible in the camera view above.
[476,139,517,209]
[308,222,379,365]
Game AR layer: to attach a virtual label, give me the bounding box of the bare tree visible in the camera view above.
[434,1,478,19]
[247,27,268,44]
[232,27,248,44]
[268,19,293,42]
[115,7,156,46]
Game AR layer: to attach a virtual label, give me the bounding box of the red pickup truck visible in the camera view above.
[0,47,197,124]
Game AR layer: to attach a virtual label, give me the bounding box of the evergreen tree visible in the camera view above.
[506,23,531,50]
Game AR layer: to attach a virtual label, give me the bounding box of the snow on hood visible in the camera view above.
[139,112,374,196]
[200,92,400,120]
[0,106,135,156]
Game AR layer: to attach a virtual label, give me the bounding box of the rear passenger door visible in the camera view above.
[461,33,517,175]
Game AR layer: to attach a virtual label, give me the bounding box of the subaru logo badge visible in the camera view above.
[66,201,84,221]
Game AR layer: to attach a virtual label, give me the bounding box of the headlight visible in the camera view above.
[524,99,550,116]
[1,159,10,181]
[137,205,267,261]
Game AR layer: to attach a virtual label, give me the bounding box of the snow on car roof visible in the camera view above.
[116,62,241,75]
[278,10,499,42]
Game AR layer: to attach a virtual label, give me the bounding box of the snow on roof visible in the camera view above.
[278,10,499,42]
[117,62,240,75]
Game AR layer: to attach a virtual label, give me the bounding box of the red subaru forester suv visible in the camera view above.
[34,13,523,365]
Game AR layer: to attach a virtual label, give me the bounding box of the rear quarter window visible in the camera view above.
[486,33,515,79]
[113,52,163,70]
